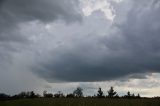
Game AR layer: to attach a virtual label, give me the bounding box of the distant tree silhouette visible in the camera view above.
[136,93,141,98]
[132,93,135,98]
[54,91,64,98]
[0,93,10,100]
[30,91,35,98]
[127,91,131,97]
[43,91,53,98]
[73,87,83,97]
[107,87,117,98]
[115,94,119,98]
[16,92,27,98]
[125,91,133,98]
[66,93,75,98]
[123,91,139,99]
[46,93,53,98]
[11,91,39,99]
[123,91,131,98]
[97,88,104,98]
[43,90,47,97]
[0,87,144,99]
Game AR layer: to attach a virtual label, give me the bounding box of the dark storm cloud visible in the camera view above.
[1,0,81,22]
[0,0,82,92]
[33,0,160,82]
[0,0,81,42]
[0,0,82,70]
[1,0,160,83]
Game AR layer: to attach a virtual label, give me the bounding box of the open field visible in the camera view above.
[0,98,160,106]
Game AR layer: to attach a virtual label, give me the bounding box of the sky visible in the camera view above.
[0,0,160,97]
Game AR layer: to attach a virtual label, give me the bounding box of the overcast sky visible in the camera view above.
[0,0,160,97]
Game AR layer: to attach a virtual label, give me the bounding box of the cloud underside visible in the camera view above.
[0,0,81,42]
[0,0,160,83]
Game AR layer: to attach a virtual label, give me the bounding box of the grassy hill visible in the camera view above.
[0,98,160,106]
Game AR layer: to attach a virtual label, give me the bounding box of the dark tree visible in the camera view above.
[107,86,117,98]
[73,87,83,97]
[30,91,36,98]
[43,90,47,97]
[17,92,27,98]
[97,88,104,98]
[124,91,135,98]
[132,93,135,98]
[0,93,10,100]
[136,93,141,98]
[54,91,64,98]
[12,91,39,99]
[43,91,53,98]
[115,94,119,98]
[66,93,75,98]
[45,93,53,98]
[127,91,131,97]
[124,91,131,98]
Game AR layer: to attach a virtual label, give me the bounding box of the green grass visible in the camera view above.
[0,98,160,106]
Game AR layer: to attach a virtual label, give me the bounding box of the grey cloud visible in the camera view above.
[0,0,82,93]
[1,0,160,84]
[0,0,82,69]
[0,0,81,23]
[0,0,81,42]
[32,0,160,82]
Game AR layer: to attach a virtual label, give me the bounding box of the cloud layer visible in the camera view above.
[0,0,160,95]
[32,0,160,82]
[0,0,81,42]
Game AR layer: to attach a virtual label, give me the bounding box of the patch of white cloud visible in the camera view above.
[80,0,120,21]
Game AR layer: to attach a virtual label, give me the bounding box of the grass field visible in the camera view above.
[0,98,160,106]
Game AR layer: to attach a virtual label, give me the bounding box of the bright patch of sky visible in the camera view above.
[80,0,122,21]
[42,73,160,97]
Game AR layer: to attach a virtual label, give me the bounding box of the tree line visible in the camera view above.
[0,86,144,100]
